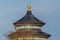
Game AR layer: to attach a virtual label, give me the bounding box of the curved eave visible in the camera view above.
[13,22,45,27]
[8,29,51,39]
[8,32,51,39]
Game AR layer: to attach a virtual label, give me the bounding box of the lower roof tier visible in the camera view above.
[8,29,51,38]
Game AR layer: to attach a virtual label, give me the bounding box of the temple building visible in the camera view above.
[7,5,51,40]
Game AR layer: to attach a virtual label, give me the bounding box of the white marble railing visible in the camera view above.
[18,38,46,40]
[16,26,40,30]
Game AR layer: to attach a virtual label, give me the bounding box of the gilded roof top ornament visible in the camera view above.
[27,4,31,11]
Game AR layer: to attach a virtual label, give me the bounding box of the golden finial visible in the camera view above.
[27,4,31,11]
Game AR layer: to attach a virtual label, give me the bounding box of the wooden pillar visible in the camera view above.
[14,24,16,31]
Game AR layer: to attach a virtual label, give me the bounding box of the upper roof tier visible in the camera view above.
[13,5,45,26]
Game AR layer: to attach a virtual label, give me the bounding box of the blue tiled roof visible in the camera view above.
[14,11,45,26]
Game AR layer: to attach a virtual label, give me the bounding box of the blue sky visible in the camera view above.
[0,0,60,40]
